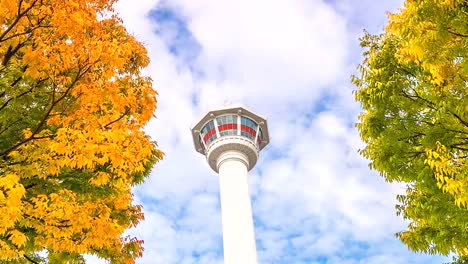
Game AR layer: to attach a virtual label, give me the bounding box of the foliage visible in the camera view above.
[0,0,162,262]
[352,0,468,260]
[447,255,468,264]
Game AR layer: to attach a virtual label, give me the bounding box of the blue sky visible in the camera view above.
[89,0,450,263]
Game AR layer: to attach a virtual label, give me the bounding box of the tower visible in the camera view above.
[191,104,269,264]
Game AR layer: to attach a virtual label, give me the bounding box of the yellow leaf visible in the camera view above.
[8,230,27,247]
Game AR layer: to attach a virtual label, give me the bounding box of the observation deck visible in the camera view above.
[191,104,269,172]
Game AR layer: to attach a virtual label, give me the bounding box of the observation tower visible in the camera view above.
[191,104,269,264]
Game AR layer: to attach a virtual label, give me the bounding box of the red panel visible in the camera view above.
[203,128,216,142]
[240,125,256,138]
[218,123,237,132]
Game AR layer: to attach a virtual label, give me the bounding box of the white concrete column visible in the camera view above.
[217,151,258,264]
[213,115,221,138]
[237,114,241,136]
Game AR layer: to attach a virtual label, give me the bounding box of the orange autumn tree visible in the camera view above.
[0,0,162,262]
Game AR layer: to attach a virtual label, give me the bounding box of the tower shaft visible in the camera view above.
[217,151,258,264]
[191,104,269,264]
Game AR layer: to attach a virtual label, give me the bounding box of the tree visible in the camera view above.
[352,0,468,261]
[0,0,162,262]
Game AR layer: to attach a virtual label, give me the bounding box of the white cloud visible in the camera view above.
[85,0,451,263]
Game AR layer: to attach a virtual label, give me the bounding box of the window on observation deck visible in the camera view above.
[257,127,263,145]
[216,115,237,137]
[200,115,262,148]
[240,116,258,140]
[198,135,206,152]
[201,120,217,145]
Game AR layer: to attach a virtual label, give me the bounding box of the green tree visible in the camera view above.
[0,0,162,262]
[352,0,468,260]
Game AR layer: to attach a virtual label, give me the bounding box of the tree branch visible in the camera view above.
[0,65,90,157]
[452,146,468,151]
[1,42,24,66]
[0,86,34,112]
[400,90,436,110]
[398,132,425,142]
[104,109,129,129]
[447,28,468,38]
[23,213,72,228]
[24,254,39,264]
[0,18,50,43]
[0,117,23,136]
[0,75,45,114]
[451,112,468,128]
[0,0,40,42]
